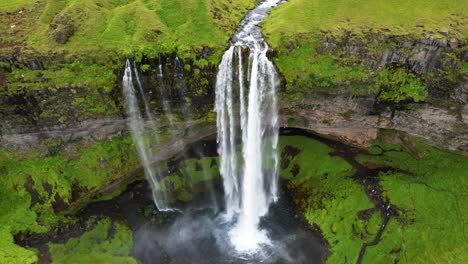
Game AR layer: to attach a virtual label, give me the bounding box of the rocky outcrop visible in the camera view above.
[322,33,467,103]
[279,94,468,151]
[49,15,75,44]
[1,33,466,153]
[0,53,217,135]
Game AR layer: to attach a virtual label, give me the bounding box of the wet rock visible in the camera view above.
[438,38,447,47]
[200,46,212,59]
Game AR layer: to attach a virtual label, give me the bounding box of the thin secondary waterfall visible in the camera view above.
[215,0,281,252]
[122,60,172,211]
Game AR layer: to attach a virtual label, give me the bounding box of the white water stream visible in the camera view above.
[122,60,173,211]
[215,0,281,252]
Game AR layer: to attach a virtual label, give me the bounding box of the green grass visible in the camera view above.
[0,0,35,12]
[49,218,137,263]
[356,135,468,263]
[264,0,467,46]
[280,133,468,263]
[0,0,256,62]
[262,0,466,101]
[279,135,378,263]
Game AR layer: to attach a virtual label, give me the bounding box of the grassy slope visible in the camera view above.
[0,0,256,61]
[279,134,468,263]
[262,0,467,100]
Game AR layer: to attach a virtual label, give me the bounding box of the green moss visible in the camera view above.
[279,135,378,263]
[375,67,427,103]
[49,218,137,263]
[0,227,37,264]
[4,61,114,93]
[157,156,219,203]
[272,36,370,99]
[356,135,468,263]
[0,134,140,258]
[280,134,468,263]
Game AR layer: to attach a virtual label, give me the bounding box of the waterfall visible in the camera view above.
[157,56,219,210]
[215,0,281,252]
[122,60,173,211]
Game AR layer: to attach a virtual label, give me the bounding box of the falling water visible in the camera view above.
[215,0,281,252]
[156,56,219,210]
[122,60,173,211]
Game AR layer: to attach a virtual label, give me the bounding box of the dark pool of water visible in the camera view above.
[21,133,330,263]
[81,176,327,264]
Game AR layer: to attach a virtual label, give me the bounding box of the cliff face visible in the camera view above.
[1,32,466,152]
[279,34,467,151]
[0,4,466,252]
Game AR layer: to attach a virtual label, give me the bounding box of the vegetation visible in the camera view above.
[264,0,466,46]
[0,0,256,62]
[279,133,468,263]
[0,227,37,264]
[262,0,465,102]
[157,156,219,202]
[0,135,140,262]
[356,133,468,263]
[279,135,375,263]
[49,218,137,263]
[375,67,427,102]
[269,35,370,99]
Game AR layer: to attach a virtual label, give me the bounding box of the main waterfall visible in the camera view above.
[215,0,281,252]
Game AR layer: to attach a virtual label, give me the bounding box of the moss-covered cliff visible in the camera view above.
[0,0,467,263]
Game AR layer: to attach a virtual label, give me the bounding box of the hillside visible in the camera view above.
[0,0,256,60]
[263,0,467,103]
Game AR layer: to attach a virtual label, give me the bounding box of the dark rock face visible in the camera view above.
[323,34,464,75]
[279,94,468,151]
[49,15,75,44]
[322,33,467,104]
[0,33,466,153]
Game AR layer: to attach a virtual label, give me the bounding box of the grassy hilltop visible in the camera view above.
[0,0,256,60]
[263,0,467,102]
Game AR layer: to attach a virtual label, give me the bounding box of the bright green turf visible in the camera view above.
[0,0,256,61]
[264,0,467,46]
[356,135,468,263]
[279,133,468,263]
[261,0,465,100]
[279,135,378,263]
